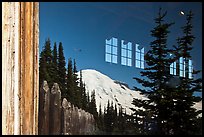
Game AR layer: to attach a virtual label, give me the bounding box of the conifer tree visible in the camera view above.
[132,8,174,135]
[39,38,53,87]
[72,59,81,108]
[82,82,88,110]
[97,103,104,134]
[58,42,66,98]
[170,10,202,135]
[49,42,58,86]
[104,100,115,134]
[90,90,98,119]
[66,58,74,103]
[80,70,87,110]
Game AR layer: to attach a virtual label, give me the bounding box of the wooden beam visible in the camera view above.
[2,2,39,135]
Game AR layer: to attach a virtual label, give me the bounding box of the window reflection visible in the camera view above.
[135,44,144,69]
[105,37,118,64]
[121,40,132,66]
[170,55,193,79]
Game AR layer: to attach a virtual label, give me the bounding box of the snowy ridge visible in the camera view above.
[77,69,202,116]
[78,69,147,115]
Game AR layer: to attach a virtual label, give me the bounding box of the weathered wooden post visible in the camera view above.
[39,81,50,135]
[2,2,39,135]
[49,83,61,135]
[62,98,71,135]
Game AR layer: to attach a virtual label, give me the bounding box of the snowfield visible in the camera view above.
[77,69,202,116]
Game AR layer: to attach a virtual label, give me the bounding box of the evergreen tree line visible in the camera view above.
[39,39,98,116]
[96,100,145,135]
[131,8,202,135]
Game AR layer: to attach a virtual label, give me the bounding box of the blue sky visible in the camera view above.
[39,2,202,96]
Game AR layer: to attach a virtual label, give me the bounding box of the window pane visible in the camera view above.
[105,54,111,63]
[112,55,117,64]
[189,72,192,79]
[180,70,183,77]
[170,67,173,75]
[113,38,117,46]
[121,40,127,49]
[121,57,126,65]
[136,60,140,68]
[128,50,132,58]
[136,52,140,60]
[170,63,173,68]
[128,43,132,50]
[141,61,144,69]
[106,45,111,53]
[122,44,127,49]
[106,39,111,45]
[128,59,132,66]
[180,63,183,70]
[189,66,193,73]
[174,68,176,75]
[184,61,186,68]
[122,49,126,57]
[173,62,176,68]
[183,61,186,75]
[112,47,117,55]
[189,59,192,67]
[141,53,144,61]
[179,57,183,64]
[136,44,139,52]
[141,48,144,54]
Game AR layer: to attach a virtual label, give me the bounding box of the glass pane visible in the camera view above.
[112,55,117,64]
[136,44,139,52]
[180,63,183,70]
[127,59,132,66]
[128,43,132,50]
[141,61,144,69]
[141,47,144,54]
[180,70,183,77]
[121,40,127,49]
[106,45,111,53]
[189,66,193,73]
[183,61,186,75]
[173,62,176,68]
[141,53,144,61]
[121,57,126,65]
[184,60,186,68]
[170,63,173,68]
[179,57,183,64]
[128,50,132,58]
[105,53,111,63]
[112,47,117,55]
[189,72,192,79]
[136,52,140,60]
[136,60,140,68]
[113,37,117,46]
[184,70,186,77]
[174,68,176,75]
[106,39,111,45]
[121,49,126,57]
[170,67,173,75]
[189,59,192,67]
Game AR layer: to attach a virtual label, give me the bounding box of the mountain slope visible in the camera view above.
[78,69,202,116]
[78,69,147,114]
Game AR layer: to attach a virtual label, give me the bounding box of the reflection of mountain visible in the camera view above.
[78,69,202,116]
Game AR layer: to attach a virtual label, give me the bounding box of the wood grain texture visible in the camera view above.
[2,2,39,135]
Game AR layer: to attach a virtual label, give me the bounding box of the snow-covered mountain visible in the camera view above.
[78,69,202,116]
